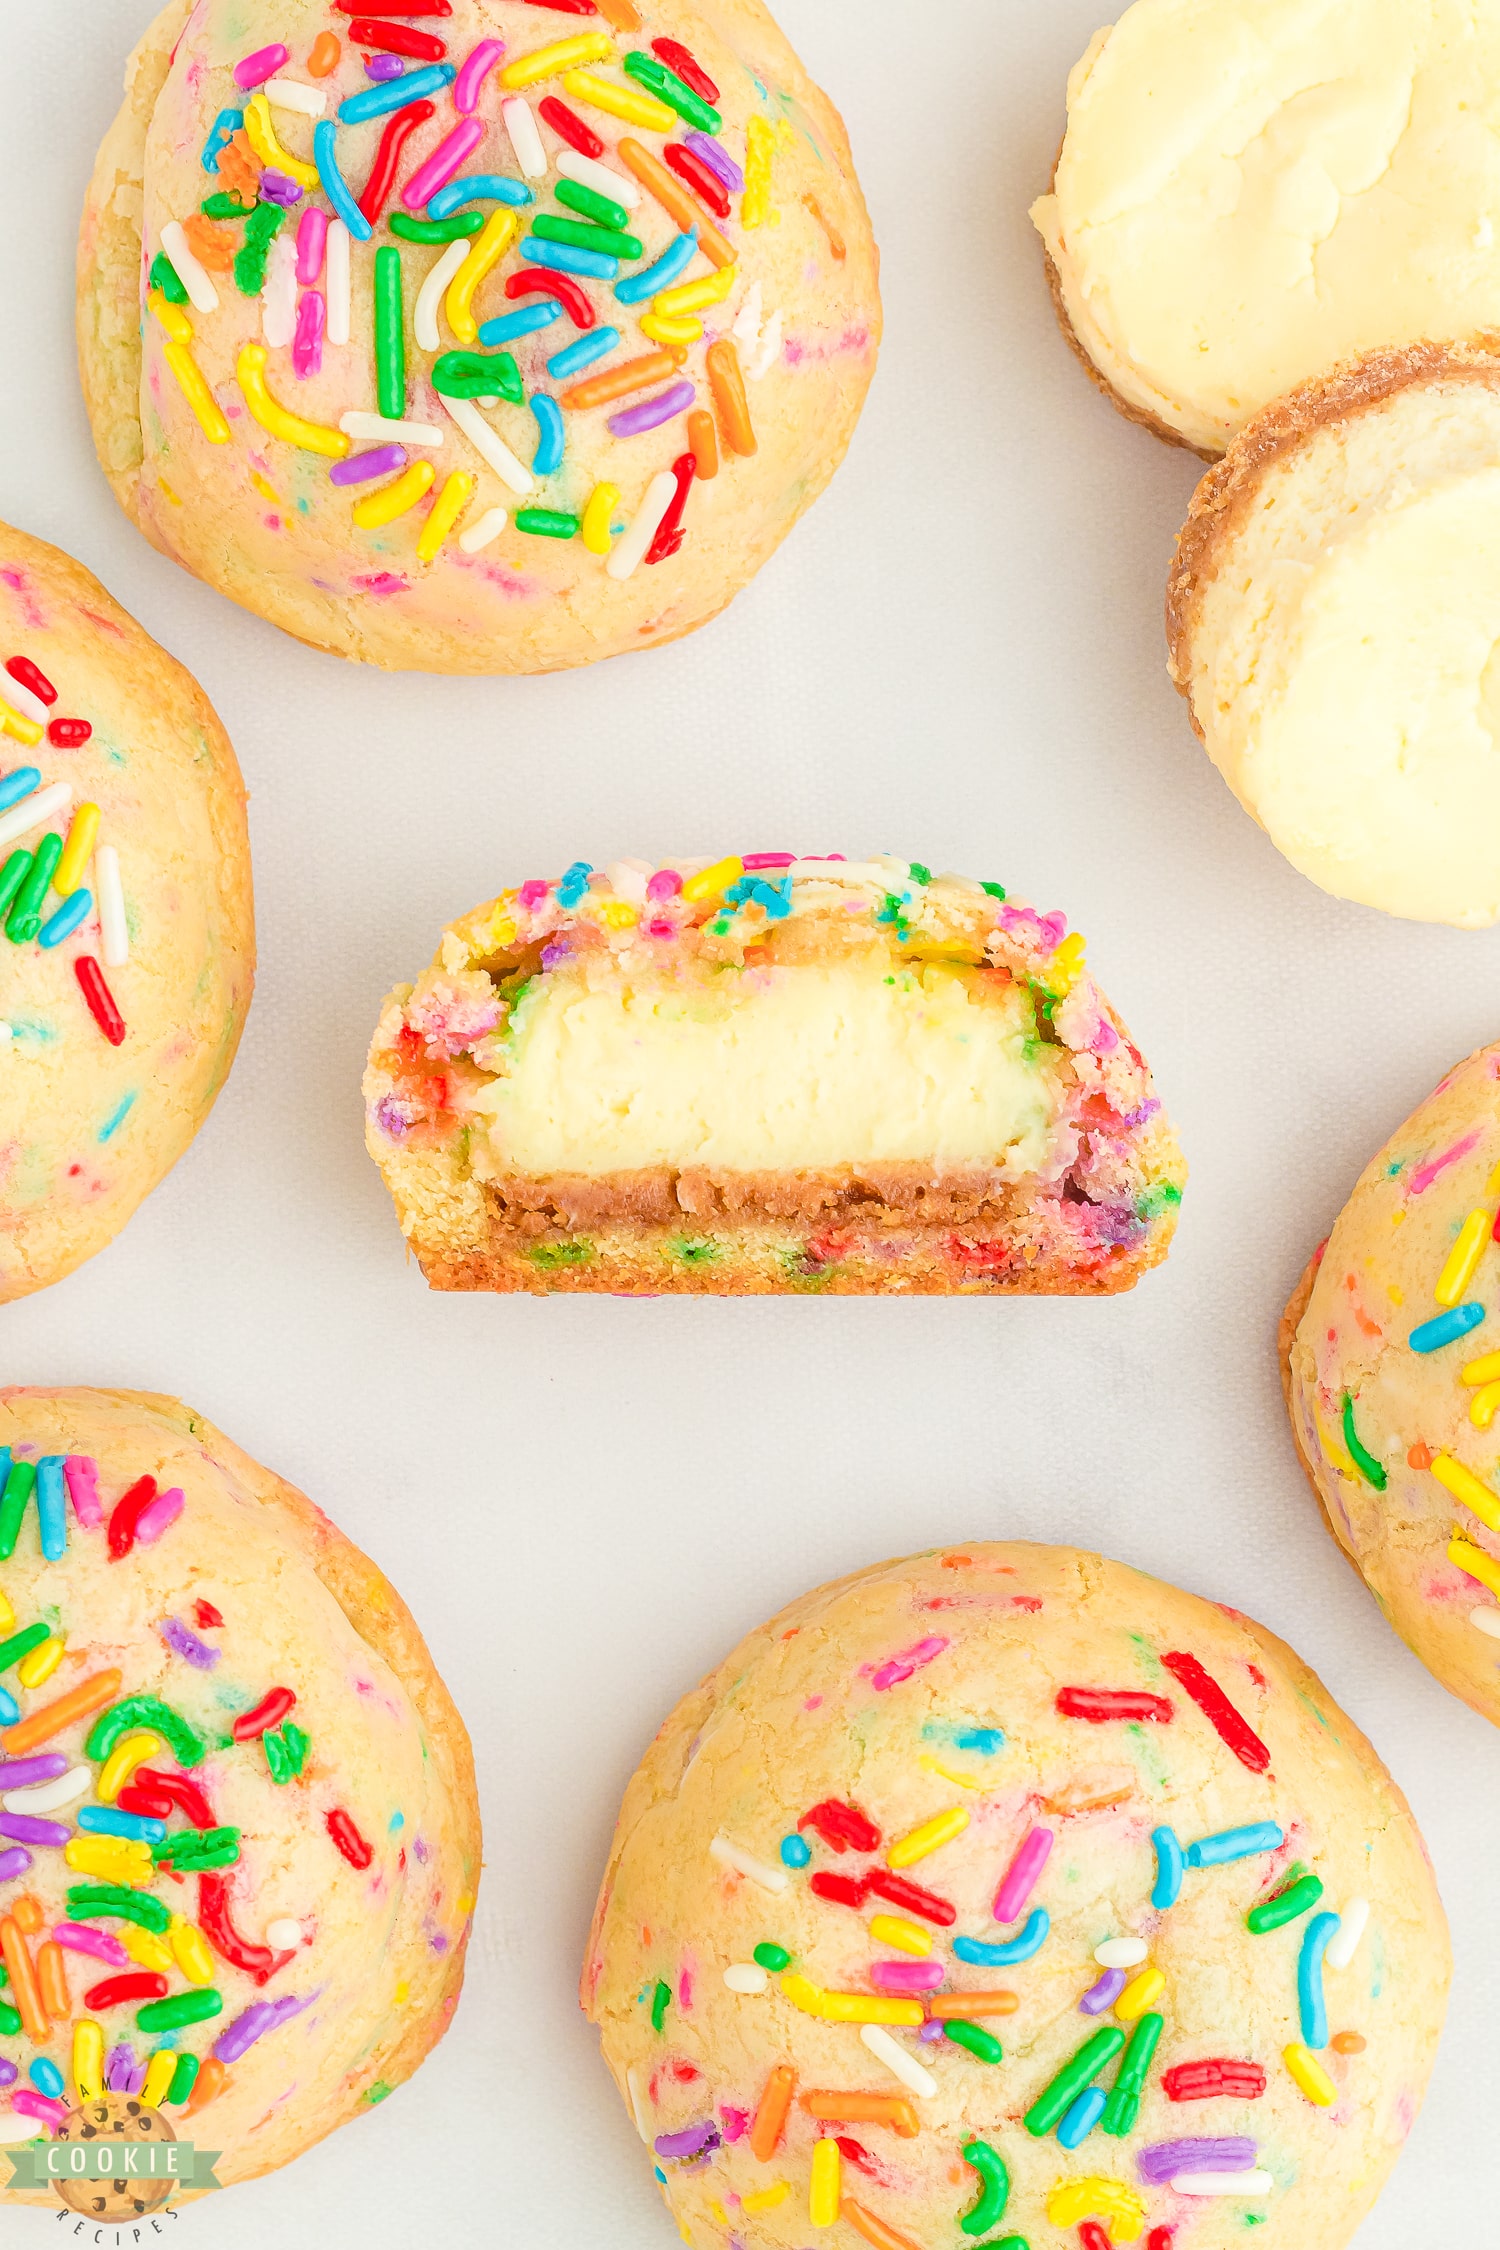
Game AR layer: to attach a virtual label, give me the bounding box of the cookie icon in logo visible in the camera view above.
[52,2093,177,2218]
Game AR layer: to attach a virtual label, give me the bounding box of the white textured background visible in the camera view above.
[3,0,1498,2242]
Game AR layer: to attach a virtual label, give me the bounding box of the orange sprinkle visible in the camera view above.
[216,132,262,209]
[749,2063,795,2162]
[0,1916,49,2043]
[799,2092,920,2138]
[3,1667,122,1754]
[308,31,341,77]
[1408,1441,1434,1472]
[37,1940,70,2019]
[11,1894,43,1936]
[616,139,733,267]
[706,339,756,457]
[561,349,682,410]
[183,2056,228,2115]
[804,192,847,260]
[842,2199,923,2250]
[182,213,236,272]
[1331,2031,1366,2055]
[593,0,642,23]
[687,407,719,480]
[925,1990,1018,2019]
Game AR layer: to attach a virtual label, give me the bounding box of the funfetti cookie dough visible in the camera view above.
[0,1387,480,2201]
[584,1544,1448,2250]
[79,1,880,674]
[0,522,253,1302]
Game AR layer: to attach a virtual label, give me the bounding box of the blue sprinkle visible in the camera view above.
[953,1909,1049,1967]
[1056,2084,1107,2150]
[0,768,41,813]
[1409,1302,1485,1352]
[779,1833,811,1868]
[0,1687,16,1726]
[953,1726,1005,1754]
[34,1457,67,1562]
[98,1091,137,1144]
[337,64,456,124]
[38,888,92,949]
[313,120,373,243]
[530,393,565,476]
[615,228,698,303]
[1298,1911,1340,2049]
[78,1806,167,1846]
[29,2058,65,2100]
[547,326,621,381]
[200,108,244,174]
[1184,1821,1284,1870]
[520,234,619,280]
[428,174,534,220]
[1151,1824,1184,1910]
[556,861,593,909]
[477,303,561,346]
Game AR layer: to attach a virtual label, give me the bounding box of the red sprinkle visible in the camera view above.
[646,451,696,563]
[6,657,56,705]
[48,717,92,747]
[116,1785,174,1820]
[505,266,595,328]
[107,1476,158,1561]
[1162,2058,1266,2102]
[538,95,604,157]
[1146,2233,1176,2250]
[799,1800,881,1854]
[358,99,435,224]
[332,1,451,14]
[198,1871,292,1983]
[83,1972,167,2010]
[75,957,126,1046]
[651,38,718,103]
[231,1685,297,1742]
[1055,1687,1175,1725]
[863,1868,956,1927]
[136,1767,215,1832]
[1160,1651,1270,1773]
[662,142,730,219]
[809,1871,868,1911]
[524,0,598,11]
[1079,2226,1112,2250]
[346,16,447,57]
[327,1808,374,1870]
[194,1600,224,1630]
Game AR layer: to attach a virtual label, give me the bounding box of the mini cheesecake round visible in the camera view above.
[364,854,1185,1294]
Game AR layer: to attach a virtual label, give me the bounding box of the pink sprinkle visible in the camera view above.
[52,1922,128,1965]
[1409,1131,1482,1196]
[870,1636,949,1693]
[646,917,676,939]
[993,1823,1053,1923]
[233,43,288,89]
[63,1455,102,1528]
[678,1965,694,2011]
[646,869,682,900]
[743,853,794,870]
[1091,1019,1120,1055]
[11,2089,67,2130]
[296,206,328,287]
[718,2105,748,2143]
[402,116,487,210]
[518,879,550,909]
[454,35,505,114]
[133,1487,184,1546]
[294,290,326,379]
[869,1958,944,1992]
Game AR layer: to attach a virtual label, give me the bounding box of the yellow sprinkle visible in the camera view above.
[500,32,613,87]
[639,313,703,346]
[65,1837,153,1884]
[742,2184,790,2214]
[54,803,100,900]
[1047,930,1088,996]
[1115,1966,1165,2021]
[1432,1452,1500,1533]
[918,1755,982,1790]
[17,1635,64,1690]
[148,288,193,345]
[139,2049,178,2110]
[1471,1380,1500,1430]
[654,265,738,319]
[708,2202,729,2228]
[237,343,348,457]
[1462,1351,1500,1386]
[681,855,743,903]
[808,2137,841,2229]
[1046,2178,1148,2241]
[157,477,183,506]
[244,91,320,188]
[169,1918,215,1986]
[562,67,676,130]
[1450,1534,1500,1599]
[581,480,620,555]
[97,1732,162,1805]
[120,1924,173,1974]
[417,470,474,563]
[1436,1210,1491,1306]
[779,1973,923,2027]
[742,115,778,229]
[393,1979,410,2005]
[1488,1159,1500,1196]
[72,2020,104,2106]
[249,470,282,506]
[0,698,44,747]
[868,1914,932,1958]
[1313,1404,1358,1481]
[1391,1207,1407,1227]
[446,207,519,344]
[598,899,639,929]
[886,1806,968,1868]
[1387,1283,1404,1306]
[456,1895,475,1920]
[353,459,436,529]
[1284,2040,1337,2107]
[0,1587,12,1632]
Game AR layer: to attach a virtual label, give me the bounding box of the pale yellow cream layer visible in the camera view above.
[1190,383,1500,925]
[477,958,1065,1175]
[1033,0,1500,452]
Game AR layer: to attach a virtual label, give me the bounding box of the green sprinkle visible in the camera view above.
[554,177,631,230]
[650,1979,671,2032]
[908,861,932,885]
[1101,2011,1163,2137]
[365,2079,393,2105]
[621,50,721,133]
[375,244,406,421]
[0,2003,20,2036]
[67,1884,172,1934]
[7,833,61,943]
[530,213,643,261]
[0,1459,35,1558]
[0,851,32,924]
[281,1720,310,1776]
[165,2052,200,2107]
[90,1695,206,1770]
[515,508,581,539]
[1247,1874,1325,1934]
[980,881,1006,899]
[959,2140,1010,2237]
[389,210,485,243]
[149,253,188,304]
[137,1989,223,2034]
[1024,2025,1124,2137]
[432,348,523,404]
[152,1826,240,1872]
[753,1943,790,1972]
[263,1730,292,1785]
[234,203,284,296]
[200,192,251,220]
[944,2019,1003,2064]
[1342,1394,1388,1490]
[529,1239,593,1269]
[0,1619,49,1672]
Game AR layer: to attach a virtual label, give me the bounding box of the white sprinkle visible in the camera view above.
[626,2066,652,2141]
[555,148,641,209]
[0,674,48,725]
[325,218,351,346]
[607,470,677,581]
[731,280,763,353]
[860,2024,937,2098]
[1171,2171,1274,2198]
[606,861,650,903]
[722,1963,767,1995]
[0,1024,12,1050]
[94,844,128,968]
[1325,1896,1369,1971]
[415,237,470,354]
[0,780,71,854]
[264,1918,303,1951]
[502,95,548,181]
[159,220,220,315]
[3,1766,89,1814]
[263,77,326,118]
[439,395,533,495]
[787,860,894,886]
[1094,1937,1149,1970]
[261,233,298,348]
[708,1832,788,1894]
[459,506,509,553]
[340,411,446,448]
[1470,1605,1500,1639]
[748,309,783,381]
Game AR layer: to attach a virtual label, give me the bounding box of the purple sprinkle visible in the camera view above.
[869,1958,944,1993]
[608,380,696,438]
[53,1922,128,1965]
[0,1754,68,1788]
[366,53,406,81]
[1137,2137,1258,2185]
[213,2001,277,2065]
[134,1487,184,1545]
[539,941,570,969]
[104,2045,136,2094]
[654,2121,719,2160]
[258,168,304,208]
[917,2018,946,2044]
[0,2059,15,2088]
[1122,1098,1162,1131]
[0,1812,69,1847]
[0,1845,33,1882]
[332,444,410,487]
[159,1616,220,1669]
[684,130,742,192]
[264,1992,309,2031]
[1080,1967,1128,2014]
[412,1836,430,1864]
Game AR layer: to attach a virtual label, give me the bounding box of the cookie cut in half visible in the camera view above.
[1168,341,1500,926]
[364,854,1184,1295]
[1033,0,1500,456]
